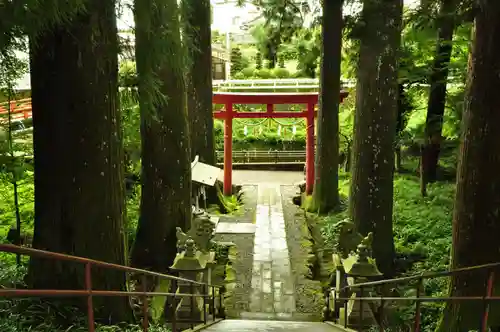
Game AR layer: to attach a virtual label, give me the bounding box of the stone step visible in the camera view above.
[200,319,345,332]
[239,312,322,322]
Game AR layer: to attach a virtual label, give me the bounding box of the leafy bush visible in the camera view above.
[240,67,255,78]
[232,72,245,79]
[253,68,274,79]
[272,67,290,78]
[118,61,137,87]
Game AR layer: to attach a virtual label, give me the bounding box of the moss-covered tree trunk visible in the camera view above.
[28,0,132,323]
[437,1,500,329]
[349,0,402,277]
[311,0,343,213]
[131,0,192,272]
[183,0,215,165]
[420,0,456,195]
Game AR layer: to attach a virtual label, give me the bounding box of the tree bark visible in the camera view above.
[131,0,192,272]
[183,0,215,165]
[437,1,500,329]
[420,0,456,192]
[349,0,402,277]
[28,0,132,323]
[311,0,343,213]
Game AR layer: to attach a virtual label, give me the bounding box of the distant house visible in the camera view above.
[119,31,228,81]
[211,44,228,80]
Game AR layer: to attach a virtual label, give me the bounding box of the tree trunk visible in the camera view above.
[349,0,402,277]
[28,27,69,292]
[311,0,342,213]
[183,0,215,165]
[182,0,218,204]
[28,0,132,323]
[437,1,500,330]
[131,0,192,272]
[420,0,456,192]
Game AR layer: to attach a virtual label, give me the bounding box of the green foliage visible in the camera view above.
[278,55,286,68]
[271,67,290,78]
[216,192,240,214]
[120,88,141,169]
[253,68,273,79]
[118,61,138,87]
[0,264,164,331]
[232,72,245,79]
[255,51,263,69]
[230,47,245,75]
[321,169,454,330]
[240,67,255,78]
[0,313,171,332]
[247,1,307,66]
[293,27,321,78]
[211,30,226,45]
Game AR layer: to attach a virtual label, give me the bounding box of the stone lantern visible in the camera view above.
[170,239,208,323]
[340,233,382,329]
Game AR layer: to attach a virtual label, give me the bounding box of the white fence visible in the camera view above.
[212,78,464,91]
[216,149,306,164]
[213,78,356,91]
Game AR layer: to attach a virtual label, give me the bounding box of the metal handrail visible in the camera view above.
[340,261,500,291]
[0,244,215,286]
[0,244,225,332]
[326,262,500,332]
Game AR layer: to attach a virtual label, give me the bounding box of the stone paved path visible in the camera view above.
[202,320,343,332]
[214,171,322,320]
[246,184,296,316]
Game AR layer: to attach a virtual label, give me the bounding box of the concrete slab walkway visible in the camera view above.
[201,320,343,332]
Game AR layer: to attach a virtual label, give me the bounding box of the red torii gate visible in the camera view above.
[213,91,349,196]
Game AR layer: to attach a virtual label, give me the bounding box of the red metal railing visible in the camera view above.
[0,99,32,123]
[0,244,225,332]
[325,262,500,331]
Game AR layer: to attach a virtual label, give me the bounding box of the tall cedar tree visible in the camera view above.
[28,0,132,322]
[437,1,500,329]
[131,0,192,272]
[420,0,457,196]
[183,0,216,165]
[349,0,402,276]
[311,0,343,213]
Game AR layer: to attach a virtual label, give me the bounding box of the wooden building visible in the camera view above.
[212,44,228,80]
